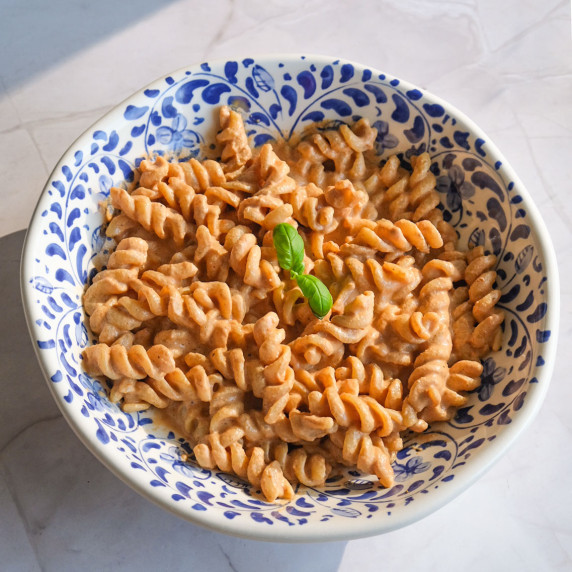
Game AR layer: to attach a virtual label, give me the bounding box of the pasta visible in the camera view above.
[82,106,504,501]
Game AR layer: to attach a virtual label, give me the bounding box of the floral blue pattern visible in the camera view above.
[21,55,557,540]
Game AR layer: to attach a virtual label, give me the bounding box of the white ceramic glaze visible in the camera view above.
[21,55,559,542]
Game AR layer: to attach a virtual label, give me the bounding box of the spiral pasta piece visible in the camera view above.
[253,313,295,424]
[352,218,443,254]
[308,373,401,436]
[327,427,394,488]
[83,237,149,315]
[290,183,338,233]
[216,105,252,173]
[194,433,294,502]
[276,446,332,488]
[291,119,377,187]
[226,227,280,291]
[168,157,227,191]
[465,247,504,350]
[238,194,294,230]
[407,153,441,222]
[110,187,188,246]
[82,343,176,381]
[193,224,229,281]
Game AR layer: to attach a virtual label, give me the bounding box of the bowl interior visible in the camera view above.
[21,55,558,541]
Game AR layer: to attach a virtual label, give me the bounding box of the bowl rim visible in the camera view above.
[20,53,560,542]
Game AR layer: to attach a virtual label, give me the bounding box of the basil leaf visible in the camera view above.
[273,223,305,276]
[295,274,333,318]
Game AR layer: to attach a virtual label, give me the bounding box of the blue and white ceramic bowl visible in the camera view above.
[21,55,559,541]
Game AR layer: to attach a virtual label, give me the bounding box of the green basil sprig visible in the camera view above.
[272,223,333,319]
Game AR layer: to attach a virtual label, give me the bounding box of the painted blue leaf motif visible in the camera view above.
[62,166,73,181]
[422,103,445,117]
[119,141,132,156]
[131,124,145,137]
[302,111,325,122]
[286,506,311,517]
[197,491,215,505]
[251,513,273,525]
[340,63,354,82]
[320,65,334,89]
[455,406,474,424]
[489,227,502,255]
[46,243,66,259]
[280,85,297,116]
[468,228,484,248]
[486,198,507,232]
[227,95,251,112]
[32,276,54,294]
[52,182,65,198]
[497,410,512,425]
[503,378,525,396]
[471,171,504,202]
[320,98,351,117]
[500,284,520,304]
[440,137,453,149]
[527,303,547,323]
[248,112,270,126]
[68,227,81,251]
[297,71,316,99]
[462,157,482,171]
[453,131,470,150]
[118,160,134,181]
[364,84,387,103]
[95,419,109,444]
[224,61,238,83]
[49,222,64,242]
[252,65,274,92]
[156,126,173,145]
[123,105,149,120]
[516,292,534,313]
[55,268,75,285]
[175,79,209,104]
[404,116,425,143]
[245,76,259,98]
[475,138,486,156]
[150,111,162,126]
[161,96,178,118]
[536,330,551,342]
[515,245,533,274]
[342,88,369,107]
[202,83,232,104]
[76,244,87,283]
[102,131,119,152]
[510,224,530,241]
[100,156,116,175]
[479,403,505,415]
[253,133,274,147]
[269,103,281,119]
[390,93,410,123]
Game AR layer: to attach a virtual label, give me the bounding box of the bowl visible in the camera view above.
[21,54,559,541]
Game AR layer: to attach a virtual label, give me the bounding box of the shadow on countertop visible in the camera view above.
[0,229,348,571]
[0,0,178,93]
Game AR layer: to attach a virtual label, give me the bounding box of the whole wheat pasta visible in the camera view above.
[82,105,504,501]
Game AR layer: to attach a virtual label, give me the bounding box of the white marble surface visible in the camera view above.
[1,0,571,570]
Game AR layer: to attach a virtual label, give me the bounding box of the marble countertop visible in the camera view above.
[1,0,571,570]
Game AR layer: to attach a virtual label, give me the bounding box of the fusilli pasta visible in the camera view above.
[82,106,504,501]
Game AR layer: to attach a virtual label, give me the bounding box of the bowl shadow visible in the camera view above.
[0,229,347,568]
